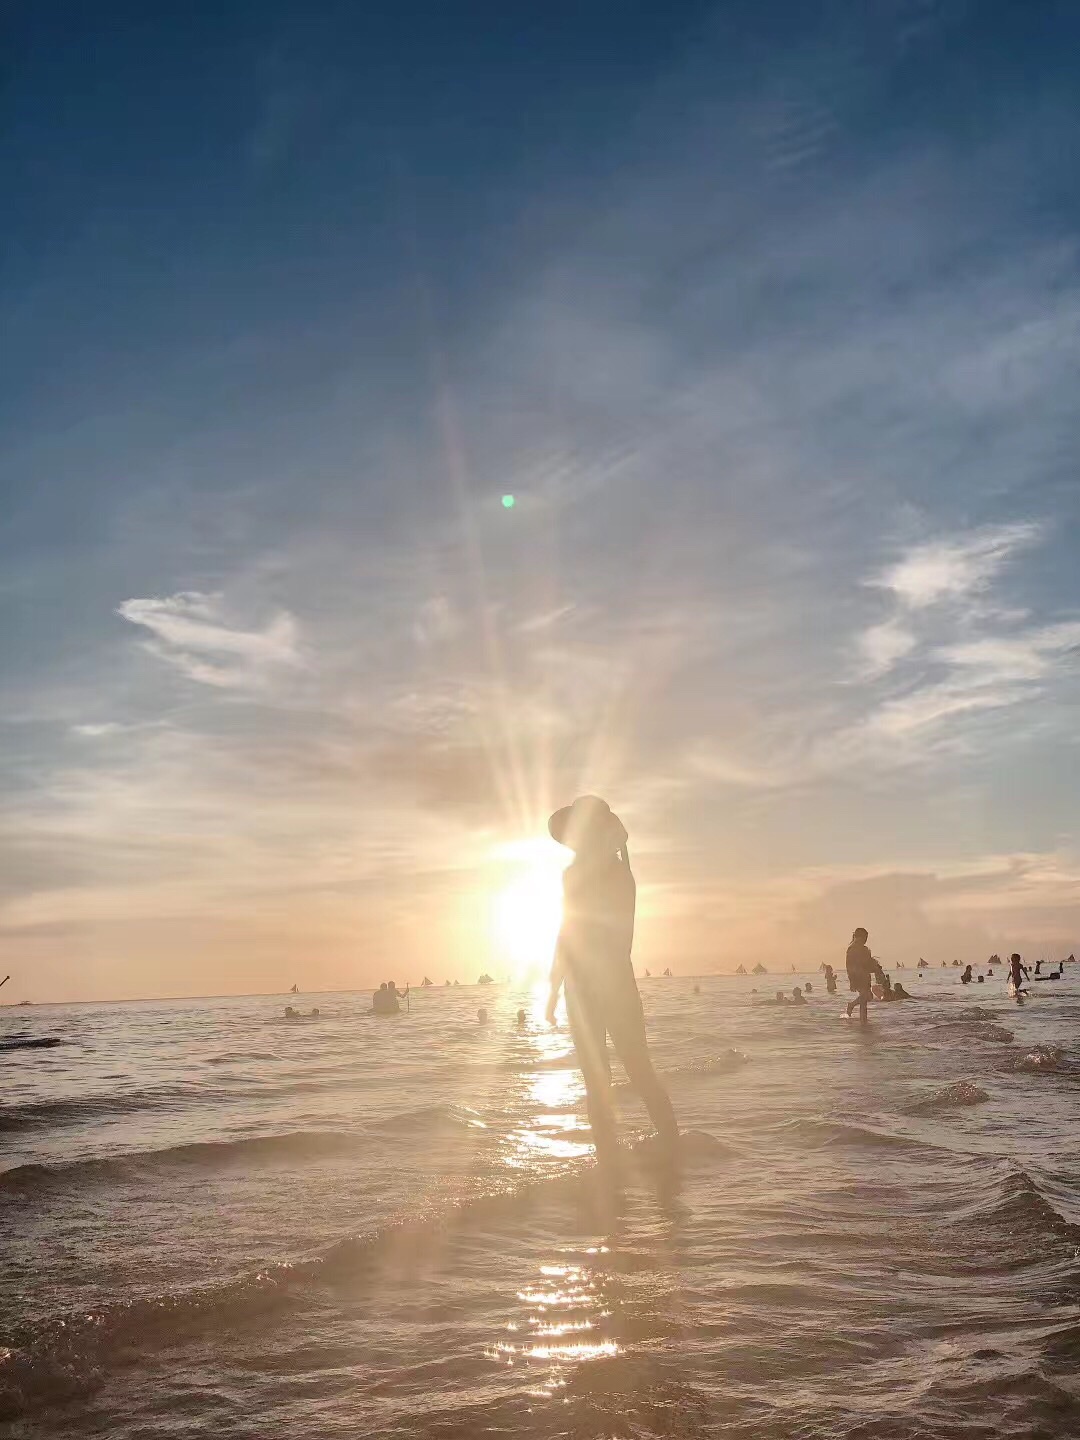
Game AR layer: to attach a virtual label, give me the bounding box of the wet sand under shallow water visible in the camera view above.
[2,971,1079,1437]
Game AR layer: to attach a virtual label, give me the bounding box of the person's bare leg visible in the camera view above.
[609,1002,679,1157]
[622,1050,678,1154]
[566,984,618,1164]
[580,1058,618,1165]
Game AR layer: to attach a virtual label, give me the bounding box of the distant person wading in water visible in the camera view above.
[545,796,679,1166]
[845,927,884,1024]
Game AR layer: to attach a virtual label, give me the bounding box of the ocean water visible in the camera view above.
[2,969,1078,1439]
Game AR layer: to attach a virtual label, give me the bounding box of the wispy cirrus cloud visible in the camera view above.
[117,592,302,690]
[870,522,1042,611]
[838,526,1080,760]
[857,618,917,679]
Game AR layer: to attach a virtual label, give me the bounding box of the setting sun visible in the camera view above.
[489,840,568,979]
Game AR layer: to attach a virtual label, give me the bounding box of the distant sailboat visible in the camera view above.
[751,963,767,975]
[644,969,651,978]
[478,974,494,985]
[662,967,673,977]
[735,964,747,975]
[917,958,929,968]
[421,977,433,987]
[290,984,299,994]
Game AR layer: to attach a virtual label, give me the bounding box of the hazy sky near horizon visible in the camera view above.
[3,1,1080,1001]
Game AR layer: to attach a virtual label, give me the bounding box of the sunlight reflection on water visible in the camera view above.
[502,1029,590,1169]
[489,1255,621,1395]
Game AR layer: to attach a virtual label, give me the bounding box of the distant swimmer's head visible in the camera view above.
[379,982,387,991]
[516,1008,526,1027]
[477,1007,489,1024]
[793,987,803,998]
[775,990,784,1002]
[548,795,628,857]
[1010,953,1021,963]
[852,927,868,943]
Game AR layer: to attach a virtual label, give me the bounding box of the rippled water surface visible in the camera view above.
[2,970,1079,1437]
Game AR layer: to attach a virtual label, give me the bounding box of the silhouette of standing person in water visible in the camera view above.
[845,927,884,1024]
[545,796,679,1166]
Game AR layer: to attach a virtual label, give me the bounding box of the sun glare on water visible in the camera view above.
[489,839,567,981]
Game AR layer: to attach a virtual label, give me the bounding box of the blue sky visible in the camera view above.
[3,1,1080,999]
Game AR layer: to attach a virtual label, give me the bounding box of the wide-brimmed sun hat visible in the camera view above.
[548,794,628,852]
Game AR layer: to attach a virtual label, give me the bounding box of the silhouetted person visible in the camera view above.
[388,978,408,1001]
[1007,953,1029,993]
[756,990,787,1006]
[545,795,678,1166]
[823,964,838,995]
[515,1008,527,1028]
[790,986,807,1005]
[804,981,813,993]
[477,1007,489,1025]
[891,980,912,999]
[845,927,884,1024]
[960,965,973,985]
[372,983,398,1015]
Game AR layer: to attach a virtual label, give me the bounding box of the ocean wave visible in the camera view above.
[905,1080,989,1113]
[977,1166,1080,1241]
[1008,1045,1069,1073]
[966,1023,1014,1042]
[0,1090,182,1134]
[779,1116,953,1155]
[0,1129,363,1193]
[0,1127,729,1421]
[205,1051,279,1065]
[666,1048,750,1077]
[370,1103,485,1135]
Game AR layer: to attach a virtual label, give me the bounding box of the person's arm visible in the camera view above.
[545,941,566,1025]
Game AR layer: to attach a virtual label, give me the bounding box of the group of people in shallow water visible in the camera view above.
[371,980,408,1015]
[755,951,916,1015]
[282,1005,320,1021]
[840,931,1062,1020]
